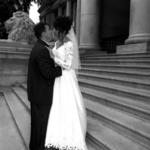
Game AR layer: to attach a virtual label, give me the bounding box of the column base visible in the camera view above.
[117,42,150,54]
[125,34,150,44]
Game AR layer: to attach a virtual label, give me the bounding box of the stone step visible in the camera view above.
[78,72,150,90]
[79,78,150,104]
[81,56,150,62]
[0,50,29,59]
[81,55,150,60]
[0,74,27,87]
[3,90,30,150]
[81,59,150,65]
[14,83,150,149]
[81,61,150,69]
[80,86,150,121]
[80,67,150,80]
[86,140,98,150]
[21,83,27,90]
[0,39,32,48]
[86,137,103,150]
[80,50,105,54]
[86,99,150,149]
[0,94,27,150]
[12,86,30,112]
[87,116,149,150]
[0,46,31,52]
[13,85,96,150]
[81,53,150,59]
[81,64,150,73]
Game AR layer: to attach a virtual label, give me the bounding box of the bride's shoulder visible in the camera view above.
[65,40,73,47]
[64,41,73,51]
[64,37,72,45]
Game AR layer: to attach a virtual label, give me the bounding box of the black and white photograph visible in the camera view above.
[0,0,150,150]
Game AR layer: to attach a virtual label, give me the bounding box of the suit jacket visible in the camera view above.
[27,39,62,105]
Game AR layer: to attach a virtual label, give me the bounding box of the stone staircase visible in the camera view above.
[0,51,150,150]
[79,53,150,150]
[0,85,95,150]
[0,88,29,150]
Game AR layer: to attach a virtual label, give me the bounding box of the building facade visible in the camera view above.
[38,0,150,54]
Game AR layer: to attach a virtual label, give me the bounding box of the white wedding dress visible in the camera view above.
[45,41,88,150]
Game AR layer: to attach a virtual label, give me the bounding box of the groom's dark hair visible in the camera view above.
[34,22,47,39]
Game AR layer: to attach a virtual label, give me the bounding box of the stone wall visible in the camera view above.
[0,40,30,87]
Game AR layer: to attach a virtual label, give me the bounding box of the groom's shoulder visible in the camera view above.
[32,41,44,52]
[33,40,42,49]
[31,41,49,58]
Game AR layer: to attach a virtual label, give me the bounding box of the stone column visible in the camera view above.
[126,0,150,44]
[117,0,150,54]
[79,0,101,51]
[66,0,71,16]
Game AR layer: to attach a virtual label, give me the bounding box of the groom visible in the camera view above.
[27,22,62,150]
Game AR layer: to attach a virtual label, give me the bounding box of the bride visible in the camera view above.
[45,16,88,150]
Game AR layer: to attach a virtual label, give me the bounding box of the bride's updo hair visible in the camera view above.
[53,16,73,35]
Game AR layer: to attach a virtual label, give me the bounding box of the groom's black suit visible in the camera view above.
[27,39,62,150]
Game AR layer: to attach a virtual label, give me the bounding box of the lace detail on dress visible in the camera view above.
[54,41,73,70]
[45,143,85,150]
